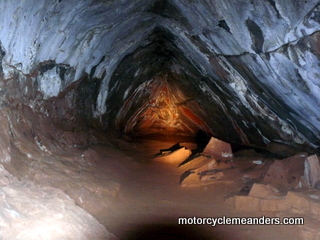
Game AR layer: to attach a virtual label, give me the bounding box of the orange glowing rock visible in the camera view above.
[116,75,213,137]
[179,142,198,150]
[153,147,191,164]
[202,137,233,160]
[179,155,216,172]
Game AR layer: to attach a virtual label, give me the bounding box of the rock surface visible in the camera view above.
[202,137,233,160]
[304,154,320,188]
[263,153,307,192]
[0,164,116,240]
[179,152,233,187]
[248,183,282,199]
[0,1,319,149]
[153,147,191,164]
[0,1,320,238]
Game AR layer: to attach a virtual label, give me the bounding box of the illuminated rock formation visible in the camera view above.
[0,0,319,153]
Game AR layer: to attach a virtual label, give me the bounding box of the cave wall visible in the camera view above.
[0,0,155,116]
[0,0,320,151]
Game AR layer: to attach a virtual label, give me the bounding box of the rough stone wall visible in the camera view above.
[0,0,319,150]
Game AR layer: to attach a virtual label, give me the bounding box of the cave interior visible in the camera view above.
[0,0,320,239]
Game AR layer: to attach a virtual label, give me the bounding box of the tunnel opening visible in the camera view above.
[107,28,210,141]
[0,1,320,239]
[104,26,315,155]
[106,27,239,146]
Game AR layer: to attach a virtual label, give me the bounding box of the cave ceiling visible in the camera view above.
[0,0,320,150]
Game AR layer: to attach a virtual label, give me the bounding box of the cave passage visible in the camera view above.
[107,28,215,140]
[1,0,320,239]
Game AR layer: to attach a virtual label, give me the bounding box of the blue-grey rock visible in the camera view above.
[0,0,320,150]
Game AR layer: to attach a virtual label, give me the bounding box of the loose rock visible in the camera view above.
[248,183,282,199]
[202,137,233,160]
[304,154,320,188]
[154,147,192,164]
[263,153,306,192]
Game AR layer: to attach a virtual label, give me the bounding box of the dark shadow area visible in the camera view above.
[152,141,203,162]
[179,169,194,184]
[152,143,183,158]
[195,130,211,150]
[230,142,287,159]
[178,152,203,167]
[123,223,223,240]
[130,134,197,144]
[160,143,182,154]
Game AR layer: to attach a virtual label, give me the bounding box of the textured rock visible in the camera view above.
[200,172,224,182]
[0,0,319,149]
[235,183,287,212]
[179,152,234,187]
[248,183,282,199]
[202,137,233,160]
[154,147,191,164]
[260,198,287,212]
[179,155,216,172]
[263,153,306,192]
[234,188,320,218]
[2,4,320,237]
[304,154,320,188]
[180,172,200,187]
[180,171,225,187]
[179,142,198,150]
[285,190,320,220]
[0,164,116,240]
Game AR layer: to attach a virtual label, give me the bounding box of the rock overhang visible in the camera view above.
[0,0,319,151]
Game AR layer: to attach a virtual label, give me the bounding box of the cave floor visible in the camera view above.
[88,138,303,240]
[4,131,313,239]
